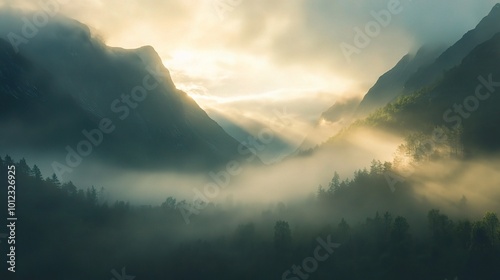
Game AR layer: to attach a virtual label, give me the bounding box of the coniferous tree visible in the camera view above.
[50,173,61,188]
[161,197,177,210]
[18,158,32,176]
[32,165,43,181]
[86,186,98,205]
[328,172,341,194]
[482,212,499,242]
[274,220,292,255]
[62,181,78,197]
[4,154,14,166]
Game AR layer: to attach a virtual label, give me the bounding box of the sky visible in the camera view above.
[1,0,499,147]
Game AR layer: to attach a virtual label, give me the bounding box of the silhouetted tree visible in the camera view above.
[274,220,292,255]
[455,220,472,249]
[234,223,256,250]
[428,209,454,247]
[482,212,499,240]
[48,173,61,188]
[338,218,351,241]
[391,216,410,243]
[86,186,98,205]
[4,154,14,166]
[370,159,384,175]
[471,221,491,250]
[32,165,43,181]
[18,158,32,176]
[161,197,177,210]
[328,172,341,194]
[62,181,78,197]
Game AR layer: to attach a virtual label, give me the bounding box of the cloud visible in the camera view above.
[320,96,361,123]
[1,0,498,151]
[2,0,497,84]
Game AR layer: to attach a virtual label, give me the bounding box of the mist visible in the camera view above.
[2,2,500,279]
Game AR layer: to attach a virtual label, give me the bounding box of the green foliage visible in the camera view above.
[361,88,431,129]
[393,126,464,168]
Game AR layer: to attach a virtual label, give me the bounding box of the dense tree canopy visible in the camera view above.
[0,155,499,280]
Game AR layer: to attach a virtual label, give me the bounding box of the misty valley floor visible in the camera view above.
[2,2,500,280]
[1,156,499,280]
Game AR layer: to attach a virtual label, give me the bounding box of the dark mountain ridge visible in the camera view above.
[308,5,500,157]
[325,3,500,122]
[405,3,500,92]
[0,12,253,171]
[354,46,444,116]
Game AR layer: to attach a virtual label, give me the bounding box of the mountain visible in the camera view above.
[361,31,500,155]
[0,12,251,170]
[354,46,444,116]
[309,5,500,158]
[206,109,296,164]
[320,96,360,123]
[404,3,500,92]
[341,4,500,119]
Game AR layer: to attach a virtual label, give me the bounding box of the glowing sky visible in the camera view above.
[1,0,499,145]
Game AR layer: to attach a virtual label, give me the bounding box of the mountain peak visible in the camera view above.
[0,12,248,170]
[134,45,176,89]
[136,45,161,63]
[403,3,500,92]
[478,3,500,28]
[483,2,500,19]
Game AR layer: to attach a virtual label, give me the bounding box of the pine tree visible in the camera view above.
[4,155,14,166]
[338,218,351,241]
[370,160,384,175]
[161,197,177,210]
[18,158,32,176]
[32,165,43,181]
[274,220,292,255]
[391,216,410,243]
[62,181,78,196]
[482,212,499,241]
[317,184,326,199]
[86,186,98,205]
[328,172,341,194]
[50,173,61,187]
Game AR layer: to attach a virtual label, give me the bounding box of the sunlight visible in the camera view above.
[3,2,500,278]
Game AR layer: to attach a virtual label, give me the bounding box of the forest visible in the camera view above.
[1,155,498,280]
